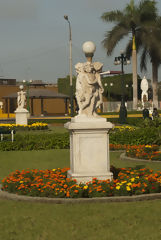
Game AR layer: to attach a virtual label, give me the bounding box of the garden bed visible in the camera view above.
[2,166,161,199]
[125,145,161,161]
[120,152,161,163]
[0,122,48,131]
[1,186,161,203]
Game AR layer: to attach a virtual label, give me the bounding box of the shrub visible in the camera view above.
[0,124,161,151]
[109,126,160,145]
[0,133,70,151]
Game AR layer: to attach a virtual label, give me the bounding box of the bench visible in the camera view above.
[0,128,15,142]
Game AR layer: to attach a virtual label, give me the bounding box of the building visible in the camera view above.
[0,78,70,117]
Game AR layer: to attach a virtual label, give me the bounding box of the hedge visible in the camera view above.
[0,133,69,151]
[0,125,160,151]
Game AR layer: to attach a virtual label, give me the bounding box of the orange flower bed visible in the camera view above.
[110,144,127,151]
[2,167,161,198]
[126,145,161,160]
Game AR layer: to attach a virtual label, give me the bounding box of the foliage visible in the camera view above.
[102,74,141,101]
[57,76,76,96]
[139,118,161,128]
[126,144,161,161]
[0,122,48,131]
[126,117,144,126]
[28,119,69,124]
[137,100,143,109]
[112,125,136,132]
[101,0,159,62]
[109,126,159,145]
[2,166,161,198]
[101,0,161,107]
[1,148,161,240]
[0,133,69,151]
[57,73,142,101]
[1,124,161,151]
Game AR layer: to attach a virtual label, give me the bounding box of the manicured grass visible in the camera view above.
[1,150,161,240]
[0,198,161,240]
[49,125,68,133]
[1,150,161,181]
[0,149,69,181]
[111,152,161,172]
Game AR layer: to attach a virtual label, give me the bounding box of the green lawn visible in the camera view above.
[0,149,69,181]
[1,150,161,240]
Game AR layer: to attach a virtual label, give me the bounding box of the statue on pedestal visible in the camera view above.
[15,85,28,125]
[65,41,113,183]
[75,41,104,118]
[141,76,149,107]
[17,86,26,109]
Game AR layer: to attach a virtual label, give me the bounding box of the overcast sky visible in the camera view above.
[0,0,161,83]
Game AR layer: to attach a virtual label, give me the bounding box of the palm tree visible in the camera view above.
[139,18,161,108]
[126,15,161,109]
[101,0,157,109]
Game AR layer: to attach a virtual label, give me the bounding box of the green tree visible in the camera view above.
[138,17,161,108]
[101,0,158,109]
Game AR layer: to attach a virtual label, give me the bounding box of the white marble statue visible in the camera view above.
[75,61,104,117]
[17,89,26,109]
[141,76,149,105]
[65,41,113,183]
[0,101,3,109]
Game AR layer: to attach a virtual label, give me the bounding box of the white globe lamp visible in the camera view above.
[82,41,96,62]
[19,85,24,90]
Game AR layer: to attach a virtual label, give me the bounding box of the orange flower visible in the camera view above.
[74,190,79,194]
[66,191,70,197]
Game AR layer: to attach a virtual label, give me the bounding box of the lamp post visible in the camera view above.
[114,51,130,123]
[104,82,113,112]
[64,15,74,117]
[22,79,32,112]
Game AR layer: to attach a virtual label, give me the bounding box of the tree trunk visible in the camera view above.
[132,49,138,109]
[152,62,158,109]
[132,35,138,110]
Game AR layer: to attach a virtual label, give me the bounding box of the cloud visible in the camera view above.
[0,0,39,20]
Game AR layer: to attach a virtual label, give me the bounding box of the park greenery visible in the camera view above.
[1,1,161,238]
[0,122,48,131]
[2,166,161,198]
[1,150,161,240]
[101,0,161,107]
[0,0,161,240]
[57,74,142,101]
[0,118,161,156]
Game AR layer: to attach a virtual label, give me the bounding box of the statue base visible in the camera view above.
[15,108,29,125]
[64,116,114,183]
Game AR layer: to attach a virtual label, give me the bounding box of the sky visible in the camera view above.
[0,0,161,83]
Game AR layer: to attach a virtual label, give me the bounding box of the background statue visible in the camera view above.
[17,86,26,109]
[141,76,149,106]
[75,41,104,118]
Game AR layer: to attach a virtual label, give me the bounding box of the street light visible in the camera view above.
[22,79,32,112]
[114,51,130,123]
[64,15,74,117]
[104,82,113,112]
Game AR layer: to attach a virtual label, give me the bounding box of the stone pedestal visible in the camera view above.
[15,108,29,125]
[64,116,113,183]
